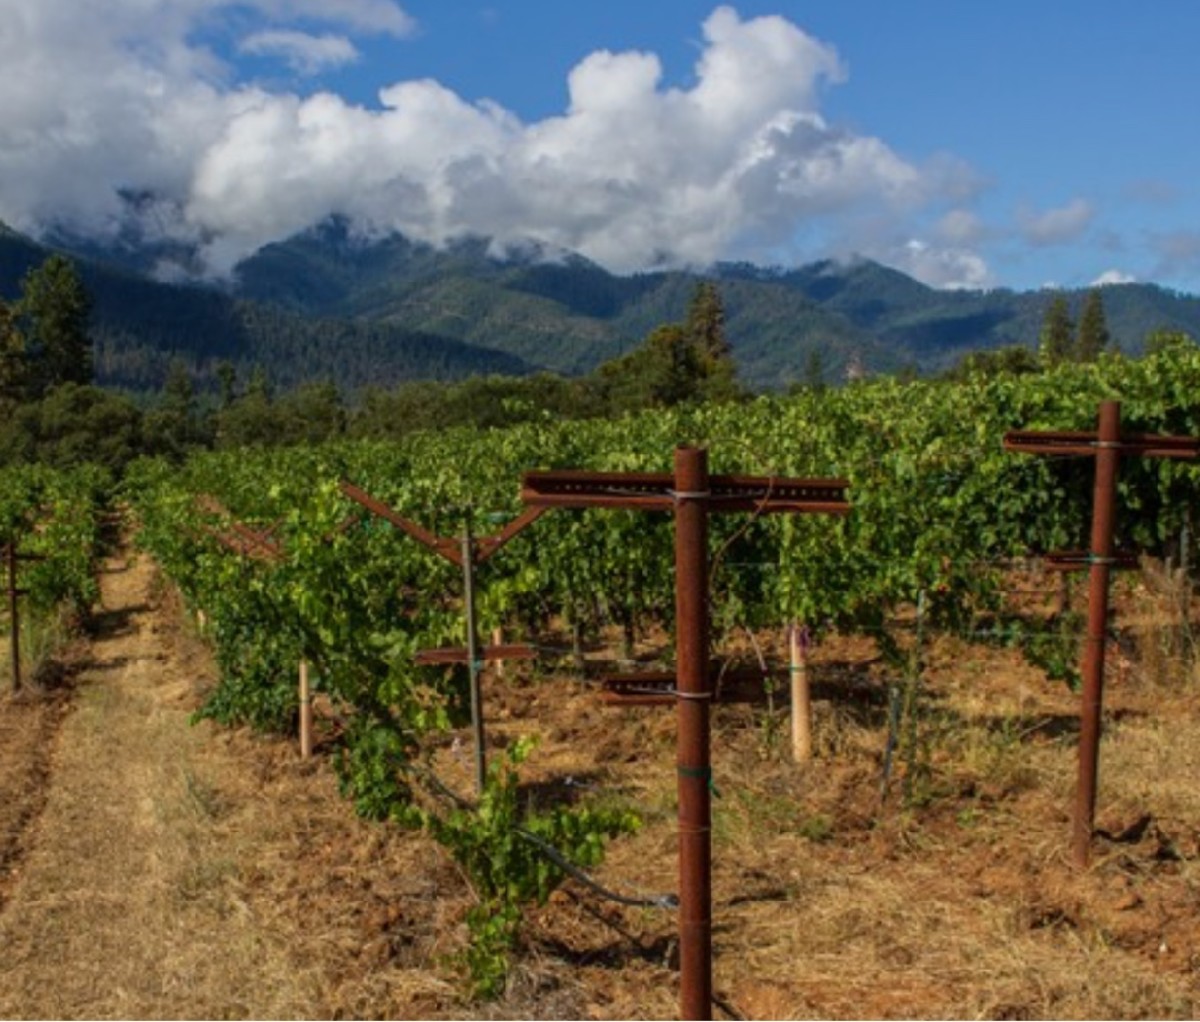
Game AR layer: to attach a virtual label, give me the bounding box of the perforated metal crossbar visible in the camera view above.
[1045,550,1139,572]
[413,643,536,665]
[600,667,784,706]
[1004,429,1200,459]
[521,469,850,514]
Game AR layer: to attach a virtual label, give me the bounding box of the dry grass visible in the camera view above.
[1,553,1199,1018]
[0,554,473,1019]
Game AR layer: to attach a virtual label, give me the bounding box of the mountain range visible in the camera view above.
[3,218,1199,396]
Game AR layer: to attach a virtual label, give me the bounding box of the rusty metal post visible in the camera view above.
[6,540,19,693]
[462,522,487,794]
[1005,408,1199,867]
[1074,400,1121,867]
[674,445,712,1021]
[521,459,848,1021]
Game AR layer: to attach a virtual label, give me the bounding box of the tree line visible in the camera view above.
[942,288,1116,379]
[0,261,744,473]
[3,256,1197,477]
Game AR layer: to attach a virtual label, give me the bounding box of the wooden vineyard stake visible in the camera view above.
[461,520,485,792]
[522,446,849,1022]
[299,659,313,759]
[5,540,23,693]
[491,627,505,678]
[190,498,364,759]
[4,539,46,693]
[1005,400,1200,867]
[191,502,311,758]
[339,480,546,794]
[789,623,812,763]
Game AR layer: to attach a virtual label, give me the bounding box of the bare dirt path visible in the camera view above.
[0,549,457,1020]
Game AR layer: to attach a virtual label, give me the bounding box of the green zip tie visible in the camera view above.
[677,765,721,798]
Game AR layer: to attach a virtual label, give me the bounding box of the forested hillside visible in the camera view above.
[0,226,533,393]
[4,219,1200,396]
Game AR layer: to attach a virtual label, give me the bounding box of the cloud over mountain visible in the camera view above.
[0,2,980,282]
[1017,198,1095,247]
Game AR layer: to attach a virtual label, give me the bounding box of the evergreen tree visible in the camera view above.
[4,383,142,473]
[245,365,273,401]
[684,281,740,402]
[645,323,704,407]
[143,360,207,460]
[801,346,828,391]
[275,380,346,444]
[0,298,27,403]
[1075,289,1110,361]
[216,361,237,409]
[686,281,729,364]
[592,282,743,411]
[17,255,93,397]
[217,367,275,447]
[1038,293,1074,365]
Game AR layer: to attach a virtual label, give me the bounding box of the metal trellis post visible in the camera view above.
[339,480,545,794]
[1004,399,1199,866]
[521,445,849,1021]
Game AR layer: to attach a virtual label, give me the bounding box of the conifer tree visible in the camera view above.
[0,298,27,403]
[685,280,739,402]
[686,281,729,364]
[802,346,828,391]
[1075,289,1110,362]
[1038,293,1074,365]
[16,255,93,397]
[216,361,237,409]
[592,281,741,410]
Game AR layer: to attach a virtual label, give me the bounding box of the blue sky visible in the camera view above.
[2,2,1197,292]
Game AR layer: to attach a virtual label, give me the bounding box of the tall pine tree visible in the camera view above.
[0,298,27,403]
[592,281,741,410]
[1038,293,1074,366]
[17,255,93,398]
[1075,289,1110,361]
[685,280,739,402]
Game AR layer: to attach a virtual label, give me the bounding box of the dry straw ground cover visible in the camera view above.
[0,546,1197,1018]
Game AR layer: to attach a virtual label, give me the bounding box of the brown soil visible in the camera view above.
[0,549,1198,1019]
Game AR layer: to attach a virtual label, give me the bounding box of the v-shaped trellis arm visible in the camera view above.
[338,477,549,794]
[475,505,549,563]
[339,479,462,565]
[339,480,549,566]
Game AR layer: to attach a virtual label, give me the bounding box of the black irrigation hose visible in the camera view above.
[513,827,678,910]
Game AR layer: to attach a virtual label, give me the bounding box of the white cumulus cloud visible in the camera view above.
[0,2,982,280]
[250,0,416,37]
[891,239,993,291]
[239,31,361,75]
